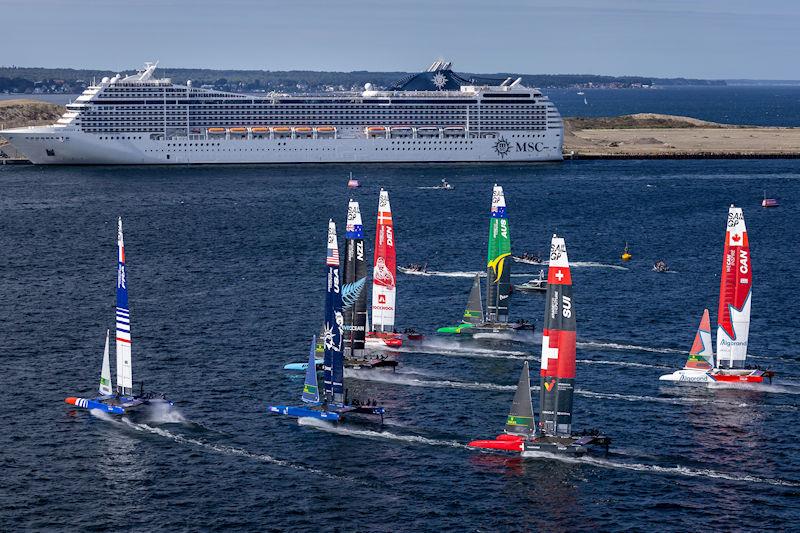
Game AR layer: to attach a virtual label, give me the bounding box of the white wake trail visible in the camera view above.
[88,412,343,479]
[576,359,671,370]
[578,340,684,354]
[344,369,516,391]
[298,417,471,449]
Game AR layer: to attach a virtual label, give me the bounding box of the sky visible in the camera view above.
[3,0,800,79]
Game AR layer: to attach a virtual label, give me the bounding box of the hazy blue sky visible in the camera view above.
[4,0,799,78]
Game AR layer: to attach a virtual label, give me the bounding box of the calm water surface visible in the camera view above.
[1,161,798,531]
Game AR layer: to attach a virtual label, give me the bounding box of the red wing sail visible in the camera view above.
[716,205,752,369]
[371,189,396,331]
[539,235,576,437]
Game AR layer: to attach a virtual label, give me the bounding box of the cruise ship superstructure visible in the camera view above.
[0,61,564,165]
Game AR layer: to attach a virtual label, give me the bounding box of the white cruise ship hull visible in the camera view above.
[3,128,562,165]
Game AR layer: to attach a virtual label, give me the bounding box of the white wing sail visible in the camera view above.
[99,329,113,396]
[115,217,134,395]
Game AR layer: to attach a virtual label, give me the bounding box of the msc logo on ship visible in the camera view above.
[493,137,511,158]
[494,138,546,158]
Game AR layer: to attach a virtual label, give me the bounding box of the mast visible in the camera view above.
[486,184,511,323]
[463,274,484,325]
[115,217,133,396]
[301,335,320,404]
[505,360,535,438]
[716,205,752,369]
[343,199,367,359]
[322,220,344,405]
[99,329,112,396]
[371,189,396,332]
[539,235,576,437]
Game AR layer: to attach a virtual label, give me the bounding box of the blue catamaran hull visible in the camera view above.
[65,395,143,415]
[268,404,341,421]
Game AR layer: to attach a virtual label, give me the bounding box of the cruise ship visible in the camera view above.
[0,61,564,165]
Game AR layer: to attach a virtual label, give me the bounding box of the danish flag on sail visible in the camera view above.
[539,235,576,437]
[716,205,752,369]
[371,189,396,331]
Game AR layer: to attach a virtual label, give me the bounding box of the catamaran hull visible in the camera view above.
[64,396,143,415]
[283,359,324,372]
[469,434,609,456]
[659,368,772,384]
[365,333,403,349]
[267,405,341,421]
[469,434,525,452]
[521,442,588,456]
[437,323,535,337]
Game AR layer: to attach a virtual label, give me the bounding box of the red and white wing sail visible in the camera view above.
[539,235,576,436]
[371,189,396,331]
[716,205,752,369]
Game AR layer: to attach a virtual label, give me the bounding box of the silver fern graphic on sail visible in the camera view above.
[342,277,367,311]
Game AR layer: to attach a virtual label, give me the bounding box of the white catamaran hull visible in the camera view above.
[659,369,713,383]
[2,128,563,165]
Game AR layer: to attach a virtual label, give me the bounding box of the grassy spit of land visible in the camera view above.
[3,101,800,158]
[563,113,800,157]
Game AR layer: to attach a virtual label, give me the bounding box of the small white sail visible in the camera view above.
[99,329,113,396]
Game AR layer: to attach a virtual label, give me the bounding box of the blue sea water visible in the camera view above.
[1,160,798,531]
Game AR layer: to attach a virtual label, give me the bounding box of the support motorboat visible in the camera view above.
[512,251,542,265]
[514,270,548,292]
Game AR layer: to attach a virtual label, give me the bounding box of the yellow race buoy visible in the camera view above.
[621,242,632,261]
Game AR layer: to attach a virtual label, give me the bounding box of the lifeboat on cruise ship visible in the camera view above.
[272,126,291,138]
[251,127,269,133]
[315,126,336,136]
[443,126,466,137]
[365,126,387,138]
[207,127,226,136]
[416,126,440,137]
[293,126,313,138]
[390,126,413,138]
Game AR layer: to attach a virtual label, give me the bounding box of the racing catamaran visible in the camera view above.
[366,189,403,349]
[438,184,533,337]
[65,218,172,415]
[343,199,398,368]
[269,219,385,421]
[659,205,773,384]
[469,235,609,455]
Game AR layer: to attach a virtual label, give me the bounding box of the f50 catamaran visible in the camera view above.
[366,189,403,349]
[660,205,774,384]
[65,218,172,415]
[438,184,534,337]
[269,220,385,422]
[469,235,609,456]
